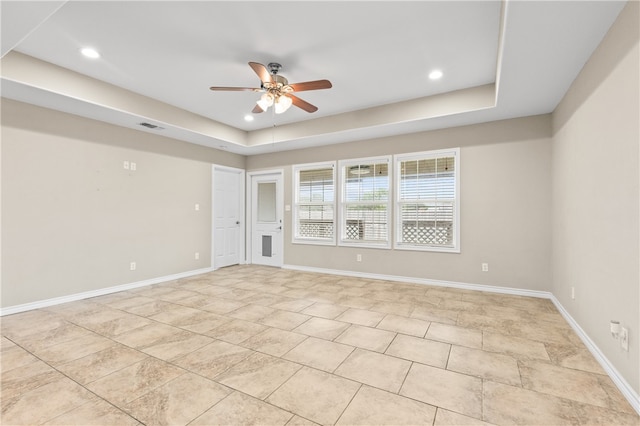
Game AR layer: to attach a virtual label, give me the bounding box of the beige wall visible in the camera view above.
[551,1,639,394]
[1,99,244,307]
[248,115,552,292]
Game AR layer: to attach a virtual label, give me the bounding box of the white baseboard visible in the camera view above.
[283,263,640,415]
[0,267,214,317]
[283,264,552,299]
[550,295,640,415]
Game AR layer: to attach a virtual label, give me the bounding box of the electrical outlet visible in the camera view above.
[195,252,200,260]
[123,160,130,170]
[621,327,629,351]
[356,254,362,262]
[195,204,200,211]
[130,162,137,171]
[571,287,575,300]
[130,261,136,271]
[481,263,489,272]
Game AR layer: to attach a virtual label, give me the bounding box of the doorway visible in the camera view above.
[212,166,244,269]
[248,170,283,267]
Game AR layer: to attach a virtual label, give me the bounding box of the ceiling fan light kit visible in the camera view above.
[210,61,332,115]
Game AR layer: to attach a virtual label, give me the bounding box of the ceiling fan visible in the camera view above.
[210,62,332,114]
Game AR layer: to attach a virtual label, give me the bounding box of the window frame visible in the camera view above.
[292,161,337,246]
[338,156,392,249]
[394,148,460,253]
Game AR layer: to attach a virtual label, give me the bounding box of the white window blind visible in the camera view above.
[293,163,336,244]
[395,149,460,252]
[339,158,391,247]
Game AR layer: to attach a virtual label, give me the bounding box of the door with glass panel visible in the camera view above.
[250,172,283,267]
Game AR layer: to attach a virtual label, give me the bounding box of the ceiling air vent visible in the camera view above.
[138,122,164,130]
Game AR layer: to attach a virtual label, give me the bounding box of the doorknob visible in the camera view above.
[277,226,282,230]
[236,221,240,225]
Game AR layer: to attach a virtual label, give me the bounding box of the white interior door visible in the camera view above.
[213,167,244,269]
[250,172,283,267]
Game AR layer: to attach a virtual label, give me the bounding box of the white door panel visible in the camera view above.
[250,172,283,267]
[213,167,243,269]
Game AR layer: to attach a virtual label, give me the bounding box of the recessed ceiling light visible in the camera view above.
[244,114,254,122]
[80,47,100,59]
[429,70,443,80]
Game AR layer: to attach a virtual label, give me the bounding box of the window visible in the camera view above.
[395,148,460,252]
[293,162,336,245]
[339,157,391,248]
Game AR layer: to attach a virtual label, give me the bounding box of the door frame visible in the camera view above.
[246,169,284,266]
[211,164,246,270]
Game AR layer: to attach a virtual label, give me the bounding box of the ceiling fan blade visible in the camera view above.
[249,62,274,84]
[289,94,318,113]
[288,80,332,92]
[252,104,264,114]
[209,86,261,92]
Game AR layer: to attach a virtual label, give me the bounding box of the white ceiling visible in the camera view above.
[0,1,626,155]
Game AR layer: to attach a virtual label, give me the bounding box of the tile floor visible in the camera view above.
[1,265,638,425]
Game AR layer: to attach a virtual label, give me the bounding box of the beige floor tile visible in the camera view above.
[336,308,385,327]
[334,348,411,393]
[1,310,66,339]
[10,322,92,352]
[482,331,550,360]
[1,265,634,426]
[545,342,606,374]
[200,298,248,315]
[385,334,450,368]
[286,414,320,425]
[271,298,316,312]
[155,288,201,302]
[434,408,497,425]
[113,322,183,349]
[204,318,268,344]
[241,327,308,357]
[0,345,39,373]
[411,305,459,325]
[174,339,253,379]
[333,295,375,310]
[400,363,483,419]
[86,357,185,405]
[447,345,521,386]
[218,288,259,301]
[293,317,350,340]
[520,360,610,407]
[596,375,639,415]
[1,360,62,401]
[215,352,301,400]
[483,381,577,425]
[260,310,312,330]
[44,396,142,425]
[283,337,354,372]
[123,372,231,425]
[301,302,348,319]
[125,300,181,317]
[34,333,115,365]
[426,322,482,349]
[334,324,396,353]
[1,377,95,425]
[266,366,361,425]
[376,314,430,337]
[228,304,276,321]
[104,295,156,311]
[56,345,147,384]
[369,300,414,317]
[149,304,212,325]
[337,385,436,425]
[572,400,640,425]
[192,391,293,426]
